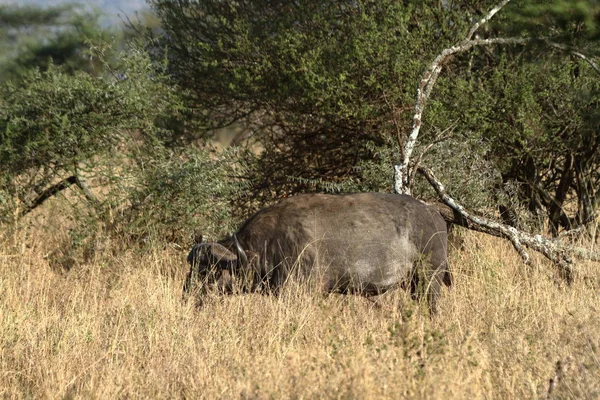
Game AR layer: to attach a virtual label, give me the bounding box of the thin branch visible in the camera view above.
[545,41,600,75]
[382,90,406,161]
[466,0,513,40]
[409,142,436,194]
[19,176,78,218]
[408,123,456,193]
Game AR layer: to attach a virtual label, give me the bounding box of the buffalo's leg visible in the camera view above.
[408,256,446,316]
[425,254,449,316]
[182,268,197,297]
[426,268,443,316]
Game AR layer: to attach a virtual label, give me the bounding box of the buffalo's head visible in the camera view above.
[183,235,248,297]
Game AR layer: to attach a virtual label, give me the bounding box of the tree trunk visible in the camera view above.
[548,153,574,237]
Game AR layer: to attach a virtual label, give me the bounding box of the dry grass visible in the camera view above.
[1,207,599,399]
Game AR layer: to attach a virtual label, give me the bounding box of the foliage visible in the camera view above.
[116,147,248,244]
[427,40,600,233]
[483,56,598,233]
[0,36,245,255]
[2,0,598,248]
[0,4,114,83]
[148,0,480,200]
[0,40,182,223]
[499,0,600,42]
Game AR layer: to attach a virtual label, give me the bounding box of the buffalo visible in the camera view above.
[184,193,451,314]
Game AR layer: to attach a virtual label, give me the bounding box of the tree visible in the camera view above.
[151,0,598,232]
[0,4,113,83]
[149,0,481,203]
[462,56,599,235]
[397,0,600,277]
[0,38,247,255]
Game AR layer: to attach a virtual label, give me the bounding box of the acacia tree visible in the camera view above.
[149,0,481,205]
[150,0,598,217]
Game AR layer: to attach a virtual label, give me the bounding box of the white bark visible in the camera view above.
[395,0,514,194]
[418,166,593,283]
[466,0,512,40]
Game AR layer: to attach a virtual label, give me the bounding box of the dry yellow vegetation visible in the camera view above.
[1,204,599,399]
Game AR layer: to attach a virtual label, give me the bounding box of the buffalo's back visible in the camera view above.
[238,193,447,292]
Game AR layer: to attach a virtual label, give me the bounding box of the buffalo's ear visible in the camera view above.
[207,243,238,264]
[192,232,204,244]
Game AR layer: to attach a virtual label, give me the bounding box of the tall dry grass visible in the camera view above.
[1,204,599,399]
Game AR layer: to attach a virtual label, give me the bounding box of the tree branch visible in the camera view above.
[418,166,578,284]
[546,41,600,75]
[17,170,100,219]
[19,176,78,217]
[395,0,516,195]
[466,0,513,40]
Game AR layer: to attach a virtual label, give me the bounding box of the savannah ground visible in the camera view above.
[1,201,599,399]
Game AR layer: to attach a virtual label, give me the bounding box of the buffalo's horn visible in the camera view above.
[232,233,248,267]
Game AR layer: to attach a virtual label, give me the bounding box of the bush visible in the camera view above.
[0,40,183,222]
[116,147,248,245]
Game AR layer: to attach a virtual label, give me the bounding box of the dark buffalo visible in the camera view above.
[184,193,451,313]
